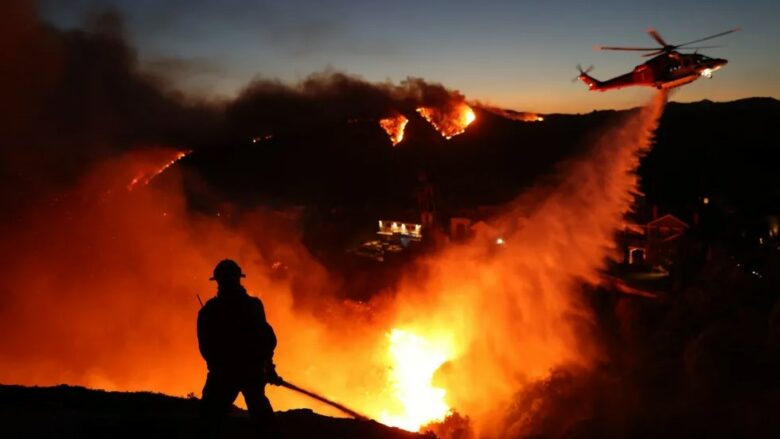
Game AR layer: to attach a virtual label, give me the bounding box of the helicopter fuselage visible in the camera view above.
[579,52,728,91]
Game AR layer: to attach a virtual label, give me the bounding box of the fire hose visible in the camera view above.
[276,379,371,421]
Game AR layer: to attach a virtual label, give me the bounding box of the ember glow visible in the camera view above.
[127,149,191,191]
[379,328,455,431]
[508,112,543,122]
[379,114,409,146]
[416,102,476,139]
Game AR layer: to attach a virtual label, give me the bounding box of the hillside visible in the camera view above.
[177,97,780,215]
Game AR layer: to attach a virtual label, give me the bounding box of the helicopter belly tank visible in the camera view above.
[659,74,700,89]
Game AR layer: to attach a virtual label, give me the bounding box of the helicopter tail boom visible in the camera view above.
[577,70,603,91]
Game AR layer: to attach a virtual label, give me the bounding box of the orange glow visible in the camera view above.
[379,114,408,146]
[416,102,476,139]
[0,92,669,437]
[514,112,544,122]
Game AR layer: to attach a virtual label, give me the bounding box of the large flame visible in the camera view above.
[379,114,409,146]
[417,102,476,139]
[379,328,456,431]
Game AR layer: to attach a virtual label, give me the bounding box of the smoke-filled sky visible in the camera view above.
[39,0,779,113]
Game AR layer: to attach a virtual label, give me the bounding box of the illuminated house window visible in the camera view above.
[378,220,422,240]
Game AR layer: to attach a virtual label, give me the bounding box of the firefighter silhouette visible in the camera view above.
[198,259,282,438]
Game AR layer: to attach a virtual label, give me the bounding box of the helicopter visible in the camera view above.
[577,28,739,91]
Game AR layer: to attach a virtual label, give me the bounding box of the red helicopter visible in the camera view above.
[577,28,739,91]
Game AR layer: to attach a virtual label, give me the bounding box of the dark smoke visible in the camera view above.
[0,0,468,218]
[227,73,467,140]
[0,1,221,217]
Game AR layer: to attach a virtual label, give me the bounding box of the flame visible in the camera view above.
[513,112,544,122]
[379,328,455,431]
[416,103,476,139]
[379,114,409,146]
[127,150,191,191]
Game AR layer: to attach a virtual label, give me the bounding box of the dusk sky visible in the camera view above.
[40,0,780,113]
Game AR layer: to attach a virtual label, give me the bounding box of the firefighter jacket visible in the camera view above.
[197,285,277,374]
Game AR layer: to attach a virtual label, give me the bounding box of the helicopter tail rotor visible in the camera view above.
[572,64,594,82]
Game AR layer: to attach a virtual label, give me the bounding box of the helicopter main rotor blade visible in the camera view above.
[647,28,669,47]
[597,28,737,58]
[597,46,659,51]
[679,45,724,50]
[676,28,741,48]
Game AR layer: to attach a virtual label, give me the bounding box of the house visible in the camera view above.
[624,214,690,267]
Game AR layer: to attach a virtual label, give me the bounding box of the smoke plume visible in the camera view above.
[0,1,470,218]
[0,1,221,217]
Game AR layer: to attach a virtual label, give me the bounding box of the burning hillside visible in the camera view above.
[0,2,492,217]
[228,74,482,149]
[379,102,479,145]
[417,102,476,139]
[380,114,409,146]
[127,149,191,191]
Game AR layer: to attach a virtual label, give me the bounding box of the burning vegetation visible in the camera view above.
[379,114,409,146]
[127,150,191,191]
[416,102,476,139]
[380,101,480,146]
